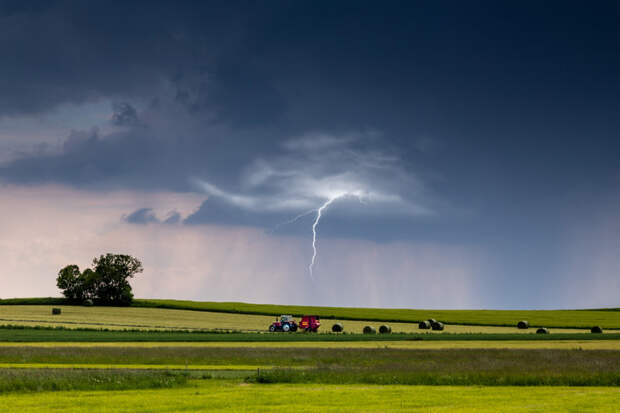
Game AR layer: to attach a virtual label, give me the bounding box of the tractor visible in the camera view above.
[269,315,298,332]
[299,315,320,332]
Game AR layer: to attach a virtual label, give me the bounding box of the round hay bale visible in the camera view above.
[536,327,549,334]
[83,299,94,307]
[428,319,437,324]
[52,308,61,315]
[331,323,344,333]
[363,325,376,334]
[418,320,431,329]
[591,326,603,334]
[431,321,444,331]
[379,325,392,334]
[517,320,529,329]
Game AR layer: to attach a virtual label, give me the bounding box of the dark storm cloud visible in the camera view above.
[2,1,620,246]
[124,207,158,224]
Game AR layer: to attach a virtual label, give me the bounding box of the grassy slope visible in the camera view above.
[134,299,620,328]
[2,297,619,328]
[0,305,602,334]
[1,381,619,413]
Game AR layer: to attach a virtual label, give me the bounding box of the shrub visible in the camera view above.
[331,323,344,333]
[52,308,61,315]
[591,326,603,334]
[379,325,392,334]
[363,326,376,334]
[418,321,431,329]
[536,328,549,334]
[517,320,529,329]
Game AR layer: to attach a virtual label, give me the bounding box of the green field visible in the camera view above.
[2,340,619,349]
[1,380,618,412]
[1,299,619,412]
[0,305,615,334]
[2,298,619,328]
[1,347,618,386]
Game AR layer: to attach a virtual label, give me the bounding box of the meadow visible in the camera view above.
[2,299,619,329]
[1,300,619,412]
[0,347,618,386]
[0,305,613,334]
[1,380,619,413]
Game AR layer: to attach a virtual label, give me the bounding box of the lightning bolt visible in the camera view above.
[309,196,341,279]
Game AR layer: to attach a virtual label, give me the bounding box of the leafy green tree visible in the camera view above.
[56,265,85,302]
[91,254,143,306]
[56,254,143,306]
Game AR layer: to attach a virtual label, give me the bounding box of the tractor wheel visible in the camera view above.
[290,325,298,332]
[269,325,276,332]
[282,323,291,332]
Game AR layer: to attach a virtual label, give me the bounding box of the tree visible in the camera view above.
[56,265,85,303]
[91,254,143,305]
[56,254,143,306]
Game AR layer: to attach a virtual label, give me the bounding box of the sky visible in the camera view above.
[1,1,619,309]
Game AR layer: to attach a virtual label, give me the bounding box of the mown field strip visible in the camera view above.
[2,305,606,333]
[4,301,620,329]
[1,339,618,349]
[0,363,279,370]
[2,380,619,413]
[135,299,620,329]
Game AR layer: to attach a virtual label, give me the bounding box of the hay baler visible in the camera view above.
[299,315,320,332]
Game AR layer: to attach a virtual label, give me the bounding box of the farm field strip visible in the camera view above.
[1,339,619,349]
[2,305,608,333]
[134,299,620,329]
[1,380,619,413]
[3,300,620,329]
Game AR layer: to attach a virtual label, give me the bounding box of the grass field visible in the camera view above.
[134,299,620,329]
[1,380,619,412]
[0,368,188,393]
[1,347,618,386]
[2,340,619,349]
[0,305,613,334]
[2,298,619,329]
[2,326,620,342]
[1,300,619,411]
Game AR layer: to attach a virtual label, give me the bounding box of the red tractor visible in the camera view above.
[299,315,320,332]
[269,315,298,332]
[268,315,321,332]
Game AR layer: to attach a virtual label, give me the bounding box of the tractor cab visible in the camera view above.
[280,315,294,323]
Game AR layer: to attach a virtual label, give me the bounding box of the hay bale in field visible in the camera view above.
[363,325,377,334]
[379,325,392,334]
[83,299,94,306]
[431,321,444,331]
[331,323,344,333]
[536,327,549,334]
[591,326,603,334]
[517,320,529,329]
[418,320,431,329]
[428,319,437,324]
[52,308,61,315]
